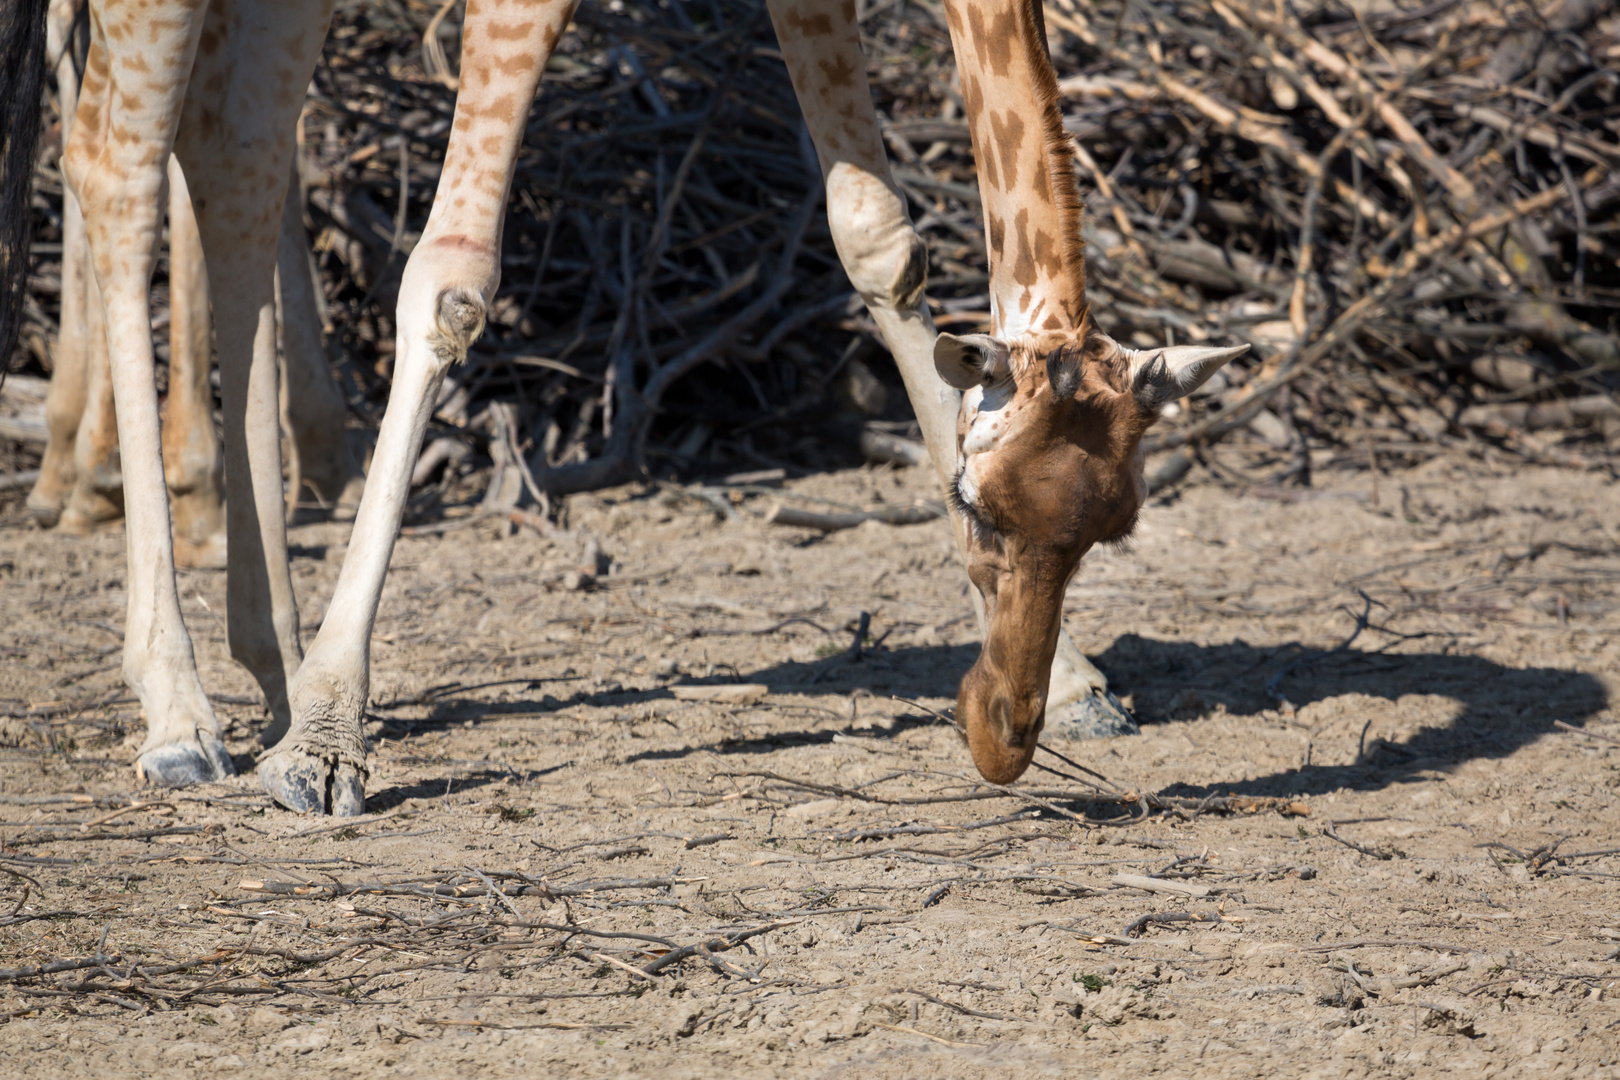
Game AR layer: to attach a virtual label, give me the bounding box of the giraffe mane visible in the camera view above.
[1020,0,1087,327]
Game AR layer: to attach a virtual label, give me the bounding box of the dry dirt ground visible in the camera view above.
[2,448,1619,1079]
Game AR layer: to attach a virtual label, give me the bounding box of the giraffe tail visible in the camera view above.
[0,0,51,387]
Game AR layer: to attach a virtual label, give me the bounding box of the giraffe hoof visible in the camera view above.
[136,735,235,786]
[1045,689,1138,741]
[26,497,63,530]
[257,749,366,816]
[331,473,366,523]
[174,531,229,570]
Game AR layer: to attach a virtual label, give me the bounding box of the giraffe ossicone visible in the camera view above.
[15,0,1246,814]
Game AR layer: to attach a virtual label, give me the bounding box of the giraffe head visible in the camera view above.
[935,328,1247,783]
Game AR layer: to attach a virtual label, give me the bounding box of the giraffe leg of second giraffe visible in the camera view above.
[57,266,125,535]
[29,181,89,528]
[277,167,366,523]
[165,156,230,571]
[765,0,1133,740]
[28,0,87,528]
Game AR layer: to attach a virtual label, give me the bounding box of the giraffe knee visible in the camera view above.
[428,288,486,368]
[824,162,928,314]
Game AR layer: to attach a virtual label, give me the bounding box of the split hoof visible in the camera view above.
[1045,689,1138,741]
[57,487,124,536]
[258,749,366,816]
[136,734,235,786]
[26,494,64,530]
[330,473,366,523]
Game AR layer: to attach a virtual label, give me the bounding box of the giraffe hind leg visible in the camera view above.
[56,264,124,536]
[174,0,336,752]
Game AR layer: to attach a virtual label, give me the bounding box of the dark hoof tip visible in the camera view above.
[257,753,327,814]
[137,740,233,786]
[1046,690,1139,741]
[258,752,367,816]
[332,763,366,817]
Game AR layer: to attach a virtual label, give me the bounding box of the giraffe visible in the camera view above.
[28,0,365,564]
[259,0,1241,806]
[8,0,1242,813]
[924,0,1248,780]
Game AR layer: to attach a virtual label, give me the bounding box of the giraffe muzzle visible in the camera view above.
[958,647,1048,784]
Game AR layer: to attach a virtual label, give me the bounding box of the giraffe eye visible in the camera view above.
[949,468,997,537]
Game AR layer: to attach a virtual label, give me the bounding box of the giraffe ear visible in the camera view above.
[1129,344,1250,409]
[934,333,1012,390]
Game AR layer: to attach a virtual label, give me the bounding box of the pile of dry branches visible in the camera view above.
[1046,0,1620,481]
[12,0,1620,510]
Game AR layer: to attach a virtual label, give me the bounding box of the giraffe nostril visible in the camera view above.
[989,694,1018,743]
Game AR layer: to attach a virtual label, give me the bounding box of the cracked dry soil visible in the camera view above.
[2,451,1619,1078]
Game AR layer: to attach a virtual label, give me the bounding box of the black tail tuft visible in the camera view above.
[0,0,51,387]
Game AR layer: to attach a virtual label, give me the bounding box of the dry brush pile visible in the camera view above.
[9,0,1620,515]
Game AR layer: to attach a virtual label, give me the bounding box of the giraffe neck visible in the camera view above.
[942,0,1087,344]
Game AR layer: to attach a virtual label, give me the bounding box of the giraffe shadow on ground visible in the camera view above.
[363,769,510,811]
[369,644,982,739]
[366,637,1606,801]
[1087,634,1609,800]
[623,636,1607,796]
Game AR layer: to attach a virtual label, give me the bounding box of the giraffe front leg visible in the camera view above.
[262,278,479,814]
[767,0,1132,740]
[263,0,571,814]
[765,0,957,488]
[1044,630,1136,740]
[64,0,230,786]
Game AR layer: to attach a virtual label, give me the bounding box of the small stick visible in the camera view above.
[640,920,795,976]
[1124,910,1222,937]
[1297,938,1471,954]
[1554,720,1620,747]
[896,988,1010,1021]
[872,1022,986,1049]
[587,951,654,982]
[1321,824,1398,860]
[467,867,522,919]
[1025,922,1139,947]
[419,1018,630,1031]
[286,808,405,840]
[765,502,943,531]
[77,801,175,832]
[1112,873,1213,898]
